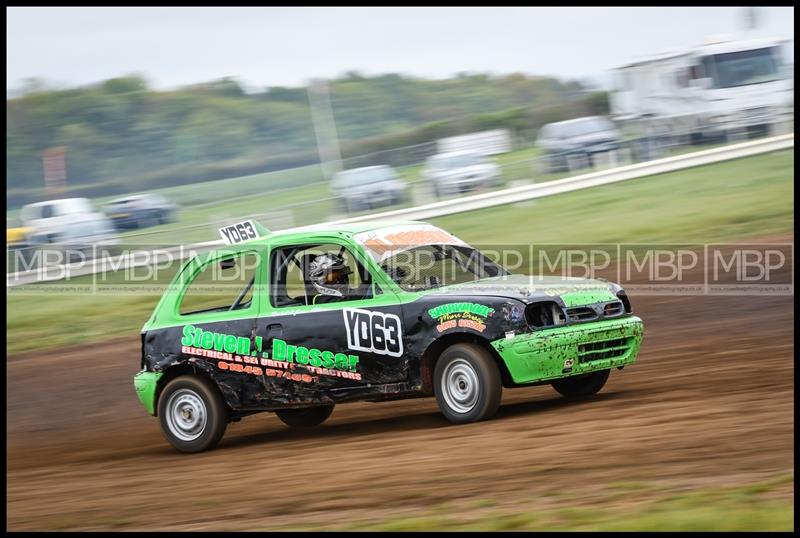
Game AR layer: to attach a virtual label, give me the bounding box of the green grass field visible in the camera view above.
[281,474,794,531]
[435,148,794,245]
[5,140,700,244]
[6,149,793,355]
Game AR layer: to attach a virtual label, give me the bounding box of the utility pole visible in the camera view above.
[42,146,67,196]
[307,78,344,182]
[742,7,760,33]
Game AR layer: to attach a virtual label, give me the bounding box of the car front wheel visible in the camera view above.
[434,343,502,424]
[551,368,610,398]
[275,405,335,428]
[158,376,229,453]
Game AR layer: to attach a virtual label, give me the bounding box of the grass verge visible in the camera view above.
[6,150,793,354]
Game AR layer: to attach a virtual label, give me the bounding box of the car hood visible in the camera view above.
[416,274,620,307]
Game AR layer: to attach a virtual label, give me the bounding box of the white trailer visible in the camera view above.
[610,36,793,142]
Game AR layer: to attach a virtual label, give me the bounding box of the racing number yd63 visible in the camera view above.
[344,308,403,358]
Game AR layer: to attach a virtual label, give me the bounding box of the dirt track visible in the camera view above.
[6,248,795,530]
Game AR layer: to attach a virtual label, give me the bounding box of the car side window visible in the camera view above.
[271,243,375,308]
[179,252,259,316]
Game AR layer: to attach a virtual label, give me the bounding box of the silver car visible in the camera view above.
[103,193,178,230]
[536,116,622,173]
[422,151,502,199]
[331,165,407,214]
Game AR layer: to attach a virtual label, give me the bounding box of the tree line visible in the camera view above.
[7,72,608,208]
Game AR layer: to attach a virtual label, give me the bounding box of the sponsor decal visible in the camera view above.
[271,338,360,374]
[180,325,362,382]
[563,358,575,373]
[427,302,495,333]
[353,224,467,263]
[343,308,404,357]
[181,324,262,356]
[427,302,494,319]
[218,219,260,245]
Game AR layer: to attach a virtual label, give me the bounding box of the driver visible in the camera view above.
[308,253,352,304]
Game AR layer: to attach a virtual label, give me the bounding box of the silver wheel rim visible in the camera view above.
[165,389,207,442]
[441,358,480,414]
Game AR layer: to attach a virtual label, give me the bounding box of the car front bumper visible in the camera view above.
[438,177,490,193]
[492,316,644,384]
[109,214,142,229]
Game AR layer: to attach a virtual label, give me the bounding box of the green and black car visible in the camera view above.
[134,220,644,452]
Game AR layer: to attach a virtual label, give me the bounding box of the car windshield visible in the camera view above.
[381,244,507,291]
[434,154,483,169]
[336,167,395,187]
[703,47,781,89]
[353,224,507,291]
[550,117,614,138]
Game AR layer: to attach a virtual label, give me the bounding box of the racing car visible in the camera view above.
[134,220,644,452]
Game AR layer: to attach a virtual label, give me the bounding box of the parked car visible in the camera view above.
[19,197,118,248]
[422,151,502,198]
[6,225,35,267]
[536,116,622,173]
[103,193,178,230]
[134,219,643,453]
[331,165,407,214]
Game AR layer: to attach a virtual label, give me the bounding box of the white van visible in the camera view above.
[20,198,118,247]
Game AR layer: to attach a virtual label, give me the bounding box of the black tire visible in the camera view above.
[551,368,610,398]
[275,405,335,428]
[434,343,502,424]
[158,376,229,453]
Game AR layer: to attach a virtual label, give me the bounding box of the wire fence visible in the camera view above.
[6,111,794,275]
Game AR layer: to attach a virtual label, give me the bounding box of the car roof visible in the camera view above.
[22,198,90,209]
[544,116,609,128]
[431,150,481,159]
[335,165,391,174]
[109,194,152,202]
[276,220,432,239]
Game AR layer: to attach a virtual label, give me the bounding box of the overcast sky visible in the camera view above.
[6,7,795,93]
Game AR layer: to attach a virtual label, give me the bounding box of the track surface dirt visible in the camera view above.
[6,246,794,530]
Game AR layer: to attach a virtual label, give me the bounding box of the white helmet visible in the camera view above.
[308,253,352,297]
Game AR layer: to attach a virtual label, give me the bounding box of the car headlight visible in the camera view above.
[616,290,633,314]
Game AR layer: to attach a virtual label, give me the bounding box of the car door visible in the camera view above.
[143,245,266,408]
[256,236,409,404]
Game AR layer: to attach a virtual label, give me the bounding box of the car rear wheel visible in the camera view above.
[434,343,502,424]
[551,368,610,398]
[158,376,228,453]
[275,405,335,428]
